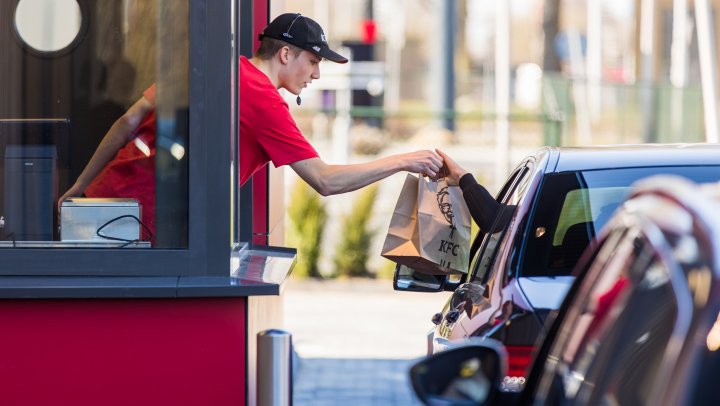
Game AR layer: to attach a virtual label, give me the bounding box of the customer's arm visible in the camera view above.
[458,173,503,231]
[290,150,443,196]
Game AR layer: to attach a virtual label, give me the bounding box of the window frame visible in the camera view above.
[0,1,232,277]
[468,159,534,285]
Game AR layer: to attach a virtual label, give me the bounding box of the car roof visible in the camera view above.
[541,143,720,172]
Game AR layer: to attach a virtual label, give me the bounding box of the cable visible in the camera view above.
[95,214,153,247]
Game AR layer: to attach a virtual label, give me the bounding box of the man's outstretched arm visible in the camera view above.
[289,150,442,196]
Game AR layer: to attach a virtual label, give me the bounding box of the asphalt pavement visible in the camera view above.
[283,278,452,405]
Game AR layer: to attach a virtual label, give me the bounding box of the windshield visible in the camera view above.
[520,165,720,278]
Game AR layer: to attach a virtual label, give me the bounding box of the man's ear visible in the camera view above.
[279,46,291,64]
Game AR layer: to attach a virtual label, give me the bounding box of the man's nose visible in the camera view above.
[312,67,320,79]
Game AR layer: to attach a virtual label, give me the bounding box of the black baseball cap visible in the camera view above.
[258,13,349,64]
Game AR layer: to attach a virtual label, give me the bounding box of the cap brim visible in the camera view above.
[314,47,348,64]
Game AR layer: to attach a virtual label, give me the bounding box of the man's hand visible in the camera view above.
[435,149,468,186]
[397,149,443,178]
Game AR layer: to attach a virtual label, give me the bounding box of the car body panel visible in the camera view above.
[432,153,549,350]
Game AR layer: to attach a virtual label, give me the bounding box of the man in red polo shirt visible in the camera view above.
[60,13,443,240]
[242,13,442,194]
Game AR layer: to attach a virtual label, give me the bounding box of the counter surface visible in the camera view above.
[0,246,296,298]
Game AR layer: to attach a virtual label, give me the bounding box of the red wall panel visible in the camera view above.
[0,298,246,406]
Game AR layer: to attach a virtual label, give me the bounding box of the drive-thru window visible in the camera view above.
[0,1,289,405]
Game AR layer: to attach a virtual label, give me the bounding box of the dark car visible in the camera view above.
[395,144,720,380]
[408,174,720,405]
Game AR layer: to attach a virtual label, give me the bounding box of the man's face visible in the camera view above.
[281,48,321,95]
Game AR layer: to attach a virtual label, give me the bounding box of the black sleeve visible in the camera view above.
[458,173,501,231]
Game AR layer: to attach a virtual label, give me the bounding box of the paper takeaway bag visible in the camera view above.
[381,174,471,275]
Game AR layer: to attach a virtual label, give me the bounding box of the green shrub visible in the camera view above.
[333,185,379,278]
[376,259,398,280]
[286,180,327,278]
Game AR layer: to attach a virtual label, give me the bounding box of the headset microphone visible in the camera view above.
[296,95,302,106]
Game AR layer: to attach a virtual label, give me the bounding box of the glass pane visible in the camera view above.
[0,0,189,248]
[522,165,720,278]
[469,166,529,284]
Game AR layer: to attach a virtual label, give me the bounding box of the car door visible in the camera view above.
[433,155,541,346]
[532,224,683,405]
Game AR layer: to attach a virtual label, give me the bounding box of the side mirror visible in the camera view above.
[393,264,445,292]
[409,341,506,406]
[393,264,465,292]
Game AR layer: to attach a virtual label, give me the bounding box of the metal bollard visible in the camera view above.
[257,329,293,406]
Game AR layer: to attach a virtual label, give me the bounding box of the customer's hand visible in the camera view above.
[435,149,468,186]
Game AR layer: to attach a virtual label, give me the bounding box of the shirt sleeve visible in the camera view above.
[256,101,319,167]
[459,173,502,231]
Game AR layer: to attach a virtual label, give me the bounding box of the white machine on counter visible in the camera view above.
[60,198,141,242]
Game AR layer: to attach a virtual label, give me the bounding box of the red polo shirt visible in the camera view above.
[239,56,318,185]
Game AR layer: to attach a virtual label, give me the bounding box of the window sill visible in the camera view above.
[0,246,296,299]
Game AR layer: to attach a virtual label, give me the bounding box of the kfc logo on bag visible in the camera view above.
[438,240,460,255]
[436,185,460,270]
[436,186,457,238]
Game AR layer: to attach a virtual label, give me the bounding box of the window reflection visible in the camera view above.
[14,0,83,53]
[560,234,677,405]
[1,1,189,248]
